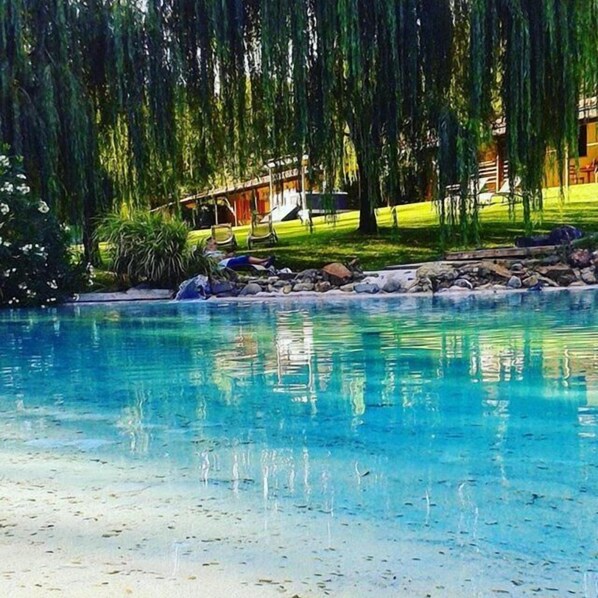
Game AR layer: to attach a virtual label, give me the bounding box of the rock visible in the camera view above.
[568,280,587,287]
[541,255,562,266]
[447,285,470,292]
[535,274,559,287]
[569,249,592,268]
[537,265,578,286]
[239,282,262,296]
[340,283,355,292]
[479,261,512,279]
[407,284,423,293]
[381,277,403,293]
[581,267,597,285]
[295,268,320,283]
[458,263,480,275]
[315,281,332,293]
[507,275,522,289]
[277,271,296,281]
[293,282,315,292]
[282,285,293,294]
[416,263,456,281]
[354,282,380,294]
[418,276,433,292]
[453,278,473,290]
[321,262,352,285]
[510,262,524,272]
[522,275,539,288]
[273,280,287,288]
[210,280,237,297]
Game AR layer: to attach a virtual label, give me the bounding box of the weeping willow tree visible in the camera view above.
[1,0,598,256]
[452,0,598,240]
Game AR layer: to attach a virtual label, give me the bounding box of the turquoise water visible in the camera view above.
[1,291,597,596]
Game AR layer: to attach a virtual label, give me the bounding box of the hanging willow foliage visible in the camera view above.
[1,0,597,255]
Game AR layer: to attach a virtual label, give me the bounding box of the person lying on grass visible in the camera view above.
[203,237,274,270]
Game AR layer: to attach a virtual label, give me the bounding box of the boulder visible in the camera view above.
[580,267,597,285]
[210,280,237,297]
[537,265,578,286]
[239,282,262,296]
[535,274,559,287]
[407,284,424,293]
[277,271,296,281]
[479,261,512,279]
[522,275,539,288]
[541,255,562,266]
[293,282,315,292]
[322,262,353,286]
[295,268,320,283]
[416,263,456,281]
[507,275,522,289]
[354,282,380,294]
[382,277,403,293]
[453,278,473,290]
[569,249,592,268]
[315,281,332,293]
[282,285,293,294]
[340,283,355,292]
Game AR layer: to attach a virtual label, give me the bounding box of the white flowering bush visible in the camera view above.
[0,150,87,307]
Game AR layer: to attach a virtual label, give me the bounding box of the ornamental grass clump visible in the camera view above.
[96,211,215,288]
[0,151,88,308]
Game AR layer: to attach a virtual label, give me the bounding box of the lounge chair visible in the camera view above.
[495,177,523,203]
[444,177,493,207]
[476,177,495,206]
[247,211,278,249]
[210,223,237,250]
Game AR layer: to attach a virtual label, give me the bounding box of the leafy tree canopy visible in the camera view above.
[1,0,597,253]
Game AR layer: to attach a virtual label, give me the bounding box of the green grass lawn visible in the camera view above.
[187,184,598,271]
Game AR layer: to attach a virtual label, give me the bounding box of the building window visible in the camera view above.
[578,124,588,157]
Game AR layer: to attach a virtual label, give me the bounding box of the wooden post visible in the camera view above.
[268,165,274,208]
[301,159,307,211]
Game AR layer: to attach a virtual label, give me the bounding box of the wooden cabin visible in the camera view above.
[180,156,348,228]
[480,98,598,192]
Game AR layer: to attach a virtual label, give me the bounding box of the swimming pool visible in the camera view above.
[1,291,597,596]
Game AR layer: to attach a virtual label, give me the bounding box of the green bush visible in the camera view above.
[96,211,216,287]
[0,150,88,308]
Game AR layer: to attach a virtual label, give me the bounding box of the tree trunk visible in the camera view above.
[82,212,101,267]
[358,190,378,233]
[356,152,379,234]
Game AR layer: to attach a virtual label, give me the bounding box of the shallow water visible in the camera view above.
[1,291,597,596]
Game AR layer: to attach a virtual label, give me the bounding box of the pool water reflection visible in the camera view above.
[1,291,597,596]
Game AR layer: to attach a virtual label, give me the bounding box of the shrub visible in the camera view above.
[96,211,217,287]
[0,150,88,308]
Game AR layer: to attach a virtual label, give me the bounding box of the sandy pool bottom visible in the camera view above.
[0,445,589,598]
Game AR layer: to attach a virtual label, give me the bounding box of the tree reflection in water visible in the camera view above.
[1,291,597,565]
